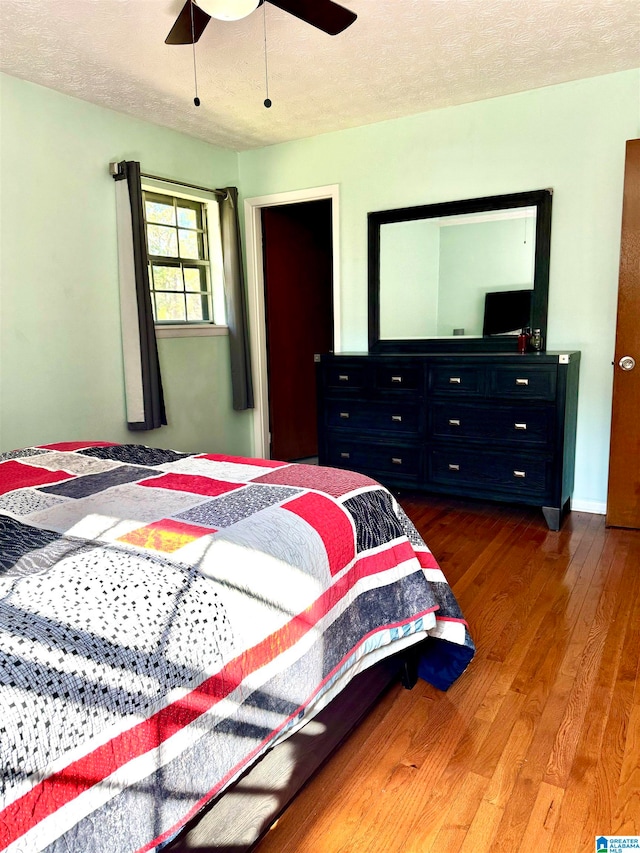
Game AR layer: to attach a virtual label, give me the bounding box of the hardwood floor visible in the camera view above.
[255,496,640,853]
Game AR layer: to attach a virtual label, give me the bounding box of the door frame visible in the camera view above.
[244,185,341,459]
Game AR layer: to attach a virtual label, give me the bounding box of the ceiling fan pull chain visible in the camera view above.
[191,2,201,106]
[263,3,272,108]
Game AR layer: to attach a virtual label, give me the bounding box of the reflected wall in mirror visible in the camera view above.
[369,189,552,353]
[380,207,537,339]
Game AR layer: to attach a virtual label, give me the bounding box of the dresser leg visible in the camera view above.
[542,498,571,531]
[542,506,561,530]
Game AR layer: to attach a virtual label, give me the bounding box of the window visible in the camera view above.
[142,189,226,327]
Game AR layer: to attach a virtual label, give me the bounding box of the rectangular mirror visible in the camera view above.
[369,189,552,353]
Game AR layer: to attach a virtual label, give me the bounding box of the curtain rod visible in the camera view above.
[140,171,227,199]
[109,162,226,198]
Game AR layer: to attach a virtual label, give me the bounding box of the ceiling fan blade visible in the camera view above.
[165,1,211,45]
[267,0,356,35]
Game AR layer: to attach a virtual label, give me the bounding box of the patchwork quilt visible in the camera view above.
[0,442,474,853]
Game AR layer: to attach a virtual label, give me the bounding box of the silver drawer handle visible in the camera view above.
[448,463,460,471]
[339,412,350,419]
[338,374,349,382]
[514,470,526,478]
[449,377,461,384]
[448,418,461,426]
[515,378,529,386]
[391,375,403,383]
[340,452,350,459]
[391,457,403,465]
[514,423,527,430]
[391,414,403,422]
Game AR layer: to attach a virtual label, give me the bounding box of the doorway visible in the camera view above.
[262,200,333,461]
[244,186,341,460]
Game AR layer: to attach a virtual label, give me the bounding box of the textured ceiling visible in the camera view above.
[1,0,639,151]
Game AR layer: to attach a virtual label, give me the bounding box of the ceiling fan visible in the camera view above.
[165,0,357,44]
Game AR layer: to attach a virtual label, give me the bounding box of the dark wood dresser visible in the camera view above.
[316,352,580,529]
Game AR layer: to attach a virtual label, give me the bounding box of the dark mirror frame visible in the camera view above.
[368,189,553,353]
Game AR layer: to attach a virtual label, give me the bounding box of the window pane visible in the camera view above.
[186,293,210,322]
[147,224,178,257]
[144,187,220,327]
[145,200,176,226]
[152,265,184,292]
[177,206,199,229]
[155,292,186,322]
[178,229,201,260]
[184,267,206,292]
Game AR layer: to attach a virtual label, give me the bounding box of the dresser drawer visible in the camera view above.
[326,400,421,435]
[327,439,422,481]
[490,365,557,400]
[324,362,367,390]
[375,362,422,391]
[429,364,484,396]
[429,447,551,498]
[431,402,554,447]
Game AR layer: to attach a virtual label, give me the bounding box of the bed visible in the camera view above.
[0,442,474,853]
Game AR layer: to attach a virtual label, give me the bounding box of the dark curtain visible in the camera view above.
[218,187,254,411]
[113,161,167,430]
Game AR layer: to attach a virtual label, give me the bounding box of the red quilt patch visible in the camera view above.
[0,461,74,495]
[137,473,243,498]
[283,492,356,576]
[416,550,440,570]
[253,464,378,498]
[197,453,287,469]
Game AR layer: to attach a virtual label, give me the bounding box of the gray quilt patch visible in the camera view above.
[0,488,68,519]
[39,466,160,498]
[0,448,48,461]
[176,484,301,528]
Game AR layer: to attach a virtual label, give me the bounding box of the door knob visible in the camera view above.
[619,356,636,371]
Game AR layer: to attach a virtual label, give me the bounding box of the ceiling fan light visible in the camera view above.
[197,0,260,21]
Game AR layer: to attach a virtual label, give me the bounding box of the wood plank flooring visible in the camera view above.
[254,496,640,853]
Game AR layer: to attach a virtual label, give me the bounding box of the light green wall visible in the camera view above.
[0,73,253,455]
[238,70,640,511]
[380,219,440,338]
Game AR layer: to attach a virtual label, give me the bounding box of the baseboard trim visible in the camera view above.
[571,499,606,515]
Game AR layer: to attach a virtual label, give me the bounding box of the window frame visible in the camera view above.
[141,183,227,335]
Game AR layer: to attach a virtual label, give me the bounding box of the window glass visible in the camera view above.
[155,292,186,323]
[184,267,206,292]
[177,206,199,229]
[151,266,183,292]
[145,200,176,226]
[186,294,206,322]
[178,229,200,260]
[147,224,178,257]
[142,188,224,326]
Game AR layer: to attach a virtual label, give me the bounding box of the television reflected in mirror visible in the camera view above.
[369,189,552,353]
[483,289,533,337]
